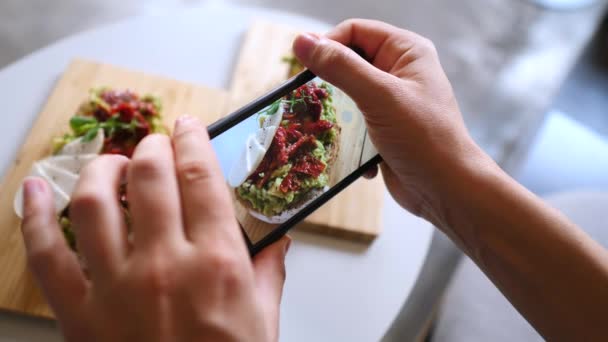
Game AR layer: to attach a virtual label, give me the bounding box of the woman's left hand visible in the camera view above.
[20,115,290,342]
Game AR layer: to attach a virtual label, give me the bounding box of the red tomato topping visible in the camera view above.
[278,156,326,193]
[279,172,301,193]
[283,83,326,121]
[83,89,160,158]
[94,108,111,122]
[287,135,317,158]
[292,155,326,177]
[301,120,333,135]
[313,87,329,100]
[246,83,334,192]
[113,102,136,123]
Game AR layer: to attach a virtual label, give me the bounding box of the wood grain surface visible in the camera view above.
[227,20,384,244]
[0,59,228,318]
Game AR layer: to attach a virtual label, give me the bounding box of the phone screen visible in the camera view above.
[211,77,377,248]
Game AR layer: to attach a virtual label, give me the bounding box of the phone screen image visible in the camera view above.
[211,77,378,249]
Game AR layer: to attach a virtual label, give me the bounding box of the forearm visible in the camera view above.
[432,146,608,340]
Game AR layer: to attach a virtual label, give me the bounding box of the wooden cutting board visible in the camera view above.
[227,21,384,244]
[0,59,228,318]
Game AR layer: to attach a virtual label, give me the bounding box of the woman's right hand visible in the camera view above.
[293,19,495,226]
[294,20,608,342]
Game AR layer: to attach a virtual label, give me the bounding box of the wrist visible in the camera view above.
[422,137,507,253]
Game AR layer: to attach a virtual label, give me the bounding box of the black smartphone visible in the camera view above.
[209,70,381,255]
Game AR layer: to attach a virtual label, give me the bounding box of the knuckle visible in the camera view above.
[416,36,438,56]
[207,251,239,272]
[205,252,244,288]
[81,154,127,177]
[130,155,166,179]
[95,154,129,167]
[138,257,174,295]
[395,29,437,56]
[26,240,62,270]
[339,18,359,28]
[143,133,172,146]
[173,121,204,139]
[176,160,212,184]
[316,44,348,68]
[21,211,43,232]
[70,189,106,214]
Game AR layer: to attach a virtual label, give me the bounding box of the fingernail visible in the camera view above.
[293,33,320,61]
[23,177,44,201]
[175,114,198,131]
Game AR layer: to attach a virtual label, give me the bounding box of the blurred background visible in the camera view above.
[2,0,606,193]
[1,0,607,341]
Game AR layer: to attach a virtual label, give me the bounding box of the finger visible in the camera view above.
[252,236,291,342]
[20,177,87,317]
[325,19,432,74]
[70,155,129,278]
[128,134,184,249]
[363,165,378,179]
[293,32,392,103]
[172,115,241,245]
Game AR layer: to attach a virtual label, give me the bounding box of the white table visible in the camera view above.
[0,2,433,341]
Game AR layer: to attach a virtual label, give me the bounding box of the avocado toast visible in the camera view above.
[235,81,341,223]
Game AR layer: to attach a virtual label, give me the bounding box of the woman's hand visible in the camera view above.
[20,116,290,342]
[293,20,608,341]
[293,19,495,226]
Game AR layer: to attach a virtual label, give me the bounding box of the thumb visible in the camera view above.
[292,33,390,102]
[252,235,291,341]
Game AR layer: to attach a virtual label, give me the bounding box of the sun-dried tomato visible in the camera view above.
[278,156,325,193]
[86,90,160,158]
[285,123,304,142]
[94,107,111,122]
[313,87,329,100]
[112,102,136,123]
[104,140,136,158]
[284,84,323,121]
[301,120,333,135]
[279,172,301,193]
[246,83,333,191]
[139,102,158,117]
[110,128,132,143]
[273,128,289,165]
[103,140,126,156]
[292,155,326,178]
[132,112,150,140]
[287,135,317,158]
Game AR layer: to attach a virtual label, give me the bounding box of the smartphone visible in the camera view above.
[209,70,381,255]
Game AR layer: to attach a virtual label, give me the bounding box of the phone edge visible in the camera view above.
[208,70,316,138]
[249,154,383,256]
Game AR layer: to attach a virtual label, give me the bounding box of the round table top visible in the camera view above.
[0,2,433,341]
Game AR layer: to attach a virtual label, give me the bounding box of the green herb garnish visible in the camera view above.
[82,126,100,142]
[284,91,313,113]
[69,116,98,136]
[69,115,144,142]
[260,100,281,116]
